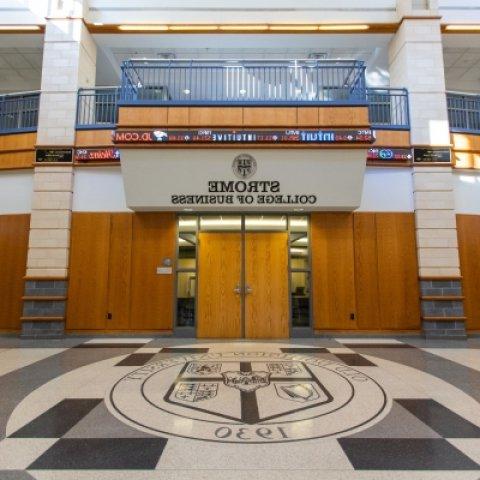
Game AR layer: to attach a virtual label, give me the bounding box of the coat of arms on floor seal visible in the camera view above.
[164,359,333,424]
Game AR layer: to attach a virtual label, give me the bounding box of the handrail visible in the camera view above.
[367,87,410,130]
[0,91,40,134]
[120,59,367,105]
[447,91,480,134]
[76,87,119,128]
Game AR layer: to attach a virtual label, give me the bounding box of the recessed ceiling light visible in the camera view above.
[269,25,318,31]
[318,24,370,31]
[219,25,269,31]
[0,25,41,31]
[118,25,169,31]
[169,25,219,31]
[445,24,480,31]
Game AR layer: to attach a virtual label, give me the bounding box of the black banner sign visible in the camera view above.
[36,148,73,163]
[75,148,120,162]
[367,148,412,162]
[113,129,375,145]
[413,148,451,163]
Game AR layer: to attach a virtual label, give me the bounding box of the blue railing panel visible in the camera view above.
[0,92,40,134]
[76,87,119,128]
[447,92,480,134]
[120,59,368,105]
[367,88,410,129]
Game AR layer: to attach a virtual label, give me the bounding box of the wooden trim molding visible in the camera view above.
[22,296,67,301]
[20,316,66,322]
[421,296,465,301]
[421,316,467,322]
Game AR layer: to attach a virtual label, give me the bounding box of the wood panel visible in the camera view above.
[245,232,289,339]
[0,151,34,170]
[375,213,420,330]
[451,133,480,152]
[67,213,110,330]
[373,130,411,147]
[0,132,36,170]
[197,232,242,338]
[318,107,369,126]
[107,213,132,330]
[0,132,36,151]
[297,108,319,126]
[189,107,243,126]
[0,214,30,330]
[243,107,297,126]
[118,107,168,127]
[457,214,480,330]
[354,213,381,330]
[167,107,190,126]
[75,129,114,147]
[311,213,357,330]
[129,212,176,330]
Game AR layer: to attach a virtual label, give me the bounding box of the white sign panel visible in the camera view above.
[120,149,366,211]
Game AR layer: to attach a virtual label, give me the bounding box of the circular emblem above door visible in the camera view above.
[107,352,389,443]
[232,154,257,179]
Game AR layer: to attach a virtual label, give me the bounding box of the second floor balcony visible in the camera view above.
[120,59,367,106]
[75,59,410,130]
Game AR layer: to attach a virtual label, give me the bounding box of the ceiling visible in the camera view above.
[443,36,480,93]
[0,33,479,94]
[94,33,393,86]
[0,35,43,93]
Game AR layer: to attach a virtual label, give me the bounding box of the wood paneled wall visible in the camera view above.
[75,129,114,147]
[312,212,421,331]
[0,132,36,170]
[0,214,30,330]
[67,212,175,331]
[118,106,370,128]
[457,214,480,330]
[311,213,357,330]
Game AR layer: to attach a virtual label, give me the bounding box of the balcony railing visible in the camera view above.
[368,88,410,130]
[447,92,480,134]
[76,87,119,128]
[0,91,40,134]
[120,59,367,105]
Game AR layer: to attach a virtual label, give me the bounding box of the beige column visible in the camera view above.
[389,6,465,337]
[22,1,96,337]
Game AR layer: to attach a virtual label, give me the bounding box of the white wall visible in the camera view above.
[453,171,480,214]
[73,167,131,212]
[0,170,33,214]
[358,167,414,212]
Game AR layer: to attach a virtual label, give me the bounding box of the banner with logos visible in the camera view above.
[113,129,375,145]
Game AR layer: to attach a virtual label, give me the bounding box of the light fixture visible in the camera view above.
[118,25,169,31]
[219,25,269,31]
[93,22,104,26]
[445,24,480,31]
[183,89,191,95]
[269,25,318,31]
[169,25,219,31]
[318,24,370,31]
[0,25,41,31]
[239,89,247,95]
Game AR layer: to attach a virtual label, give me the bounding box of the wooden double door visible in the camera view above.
[197,231,289,339]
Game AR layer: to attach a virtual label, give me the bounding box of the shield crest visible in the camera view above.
[222,371,270,393]
[165,360,333,424]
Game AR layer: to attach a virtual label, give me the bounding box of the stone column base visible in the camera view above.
[422,320,467,339]
[420,278,466,339]
[21,279,67,338]
[20,320,65,339]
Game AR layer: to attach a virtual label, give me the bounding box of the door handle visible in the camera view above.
[234,284,242,295]
[245,284,253,295]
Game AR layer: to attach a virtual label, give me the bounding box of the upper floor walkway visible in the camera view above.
[0,59,479,136]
